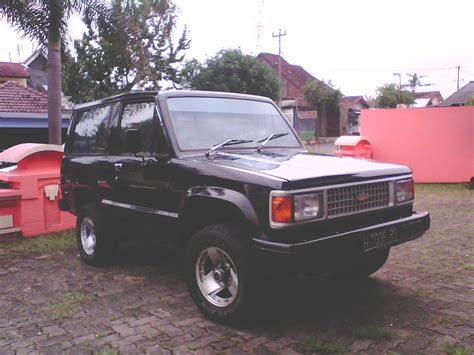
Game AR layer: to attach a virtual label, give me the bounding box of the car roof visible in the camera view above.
[159,90,273,103]
[74,90,274,111]
[73,91,159,110]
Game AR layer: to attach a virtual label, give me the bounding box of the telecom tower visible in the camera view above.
[256,0,264,53]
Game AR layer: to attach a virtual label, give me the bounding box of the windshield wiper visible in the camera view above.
[257,133,289,151]
[206,139,253,157]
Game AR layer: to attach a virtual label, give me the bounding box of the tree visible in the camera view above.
[64,0,190,103]
[0,0,115,144]
[303,80,342,137]
[182,49,280,102]
[303,80,342,117]
[375,83,414,108]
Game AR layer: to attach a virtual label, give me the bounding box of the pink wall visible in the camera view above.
[361,106,474,183]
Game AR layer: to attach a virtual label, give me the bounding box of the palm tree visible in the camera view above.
[0,0,114,145]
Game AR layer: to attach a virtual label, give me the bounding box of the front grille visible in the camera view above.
[327,181,390,217]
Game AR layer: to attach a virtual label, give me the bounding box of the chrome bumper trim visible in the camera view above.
[101,199,179,218]
[254,211,429,252]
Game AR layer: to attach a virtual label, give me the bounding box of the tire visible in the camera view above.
[185,223,255,323]
[335,248,390,279]
[76,204,117,266]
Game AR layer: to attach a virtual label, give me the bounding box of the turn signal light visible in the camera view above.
[272,195,292,223]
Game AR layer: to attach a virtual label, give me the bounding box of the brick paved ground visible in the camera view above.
[0,184,472,354]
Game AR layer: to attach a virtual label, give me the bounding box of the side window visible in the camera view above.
[72,105,111,154]
[106,102,122,155]
[120,101,155,156]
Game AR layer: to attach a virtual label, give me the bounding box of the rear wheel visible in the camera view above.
[335,248,390,279]
[185,223,255,323]
[76,204,117,266]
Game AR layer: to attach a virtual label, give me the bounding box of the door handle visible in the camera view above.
[114,163,123,171]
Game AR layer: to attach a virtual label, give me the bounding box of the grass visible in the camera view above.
[298,337,347,354]
[415,183,471,194]
[346,325,393,341]
[444,342,469,355]
[416,289,434,298]
[40,290,94,319]
[439,316,449,326]
[0,230,75,259]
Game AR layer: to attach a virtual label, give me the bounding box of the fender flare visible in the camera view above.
[183,186,260,227]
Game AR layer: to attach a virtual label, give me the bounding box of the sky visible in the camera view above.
[1,0,473,99]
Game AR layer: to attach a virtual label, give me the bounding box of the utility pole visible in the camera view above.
[272,28,287,97]
[457,65,460,91]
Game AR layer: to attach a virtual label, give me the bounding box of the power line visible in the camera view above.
[461,68,474,76]
[316,66,458,73]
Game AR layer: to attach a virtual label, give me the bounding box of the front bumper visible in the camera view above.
[253,211,430,270]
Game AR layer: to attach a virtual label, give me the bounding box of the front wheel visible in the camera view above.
[185,223,255,323]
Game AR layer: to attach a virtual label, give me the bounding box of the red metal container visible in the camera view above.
[0,144,75,238]
[333,136,373,159]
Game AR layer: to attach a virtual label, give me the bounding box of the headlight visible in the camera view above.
[395,179,414,203]
[294,193,324,221]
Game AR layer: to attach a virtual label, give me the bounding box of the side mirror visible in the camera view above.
[125,129,142,154]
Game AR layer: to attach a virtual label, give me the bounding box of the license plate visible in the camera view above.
[363,227,398,252]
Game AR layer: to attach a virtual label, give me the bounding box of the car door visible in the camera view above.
[107,100,178,242]
[64,103,117,214]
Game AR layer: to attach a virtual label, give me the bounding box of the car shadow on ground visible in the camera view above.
[112,241,424,329]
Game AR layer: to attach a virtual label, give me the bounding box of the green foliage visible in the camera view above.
[176,58,202,89]
[303,79,342,117]
[444,342,469,355]
[375,83,415,108]
[182,49,280,101]
[0,0,116,143]
[347,325,393,341]
[0,231,75,259]
[465,96,474,106]
[298,337,347,353]
[40,291,95,319]
[0,0,113,47]
[64,0,190,103]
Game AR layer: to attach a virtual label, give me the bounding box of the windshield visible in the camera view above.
[167,97,301,151]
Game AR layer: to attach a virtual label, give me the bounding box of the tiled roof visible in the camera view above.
[0,81,54,113]
[258,52,328,90]
[438,82,474,106]
[340,95,369,107]
[414,91,443,100]
[0,62,29,78]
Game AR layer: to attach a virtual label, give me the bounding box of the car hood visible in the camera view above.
[188,150,411,188]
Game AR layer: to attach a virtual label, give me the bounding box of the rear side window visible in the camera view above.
[118,101,155,155]
[72,105,111,154]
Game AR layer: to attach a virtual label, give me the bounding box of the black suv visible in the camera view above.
[61,90,430,321]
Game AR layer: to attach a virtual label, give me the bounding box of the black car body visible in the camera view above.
[61,90,430,321]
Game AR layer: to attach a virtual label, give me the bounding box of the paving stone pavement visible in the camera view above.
[0,185,472,354]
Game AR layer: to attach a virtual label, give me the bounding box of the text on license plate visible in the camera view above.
[363,227,398,252]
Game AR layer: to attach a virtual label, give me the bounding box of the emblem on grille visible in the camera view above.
[354,193,370,203]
